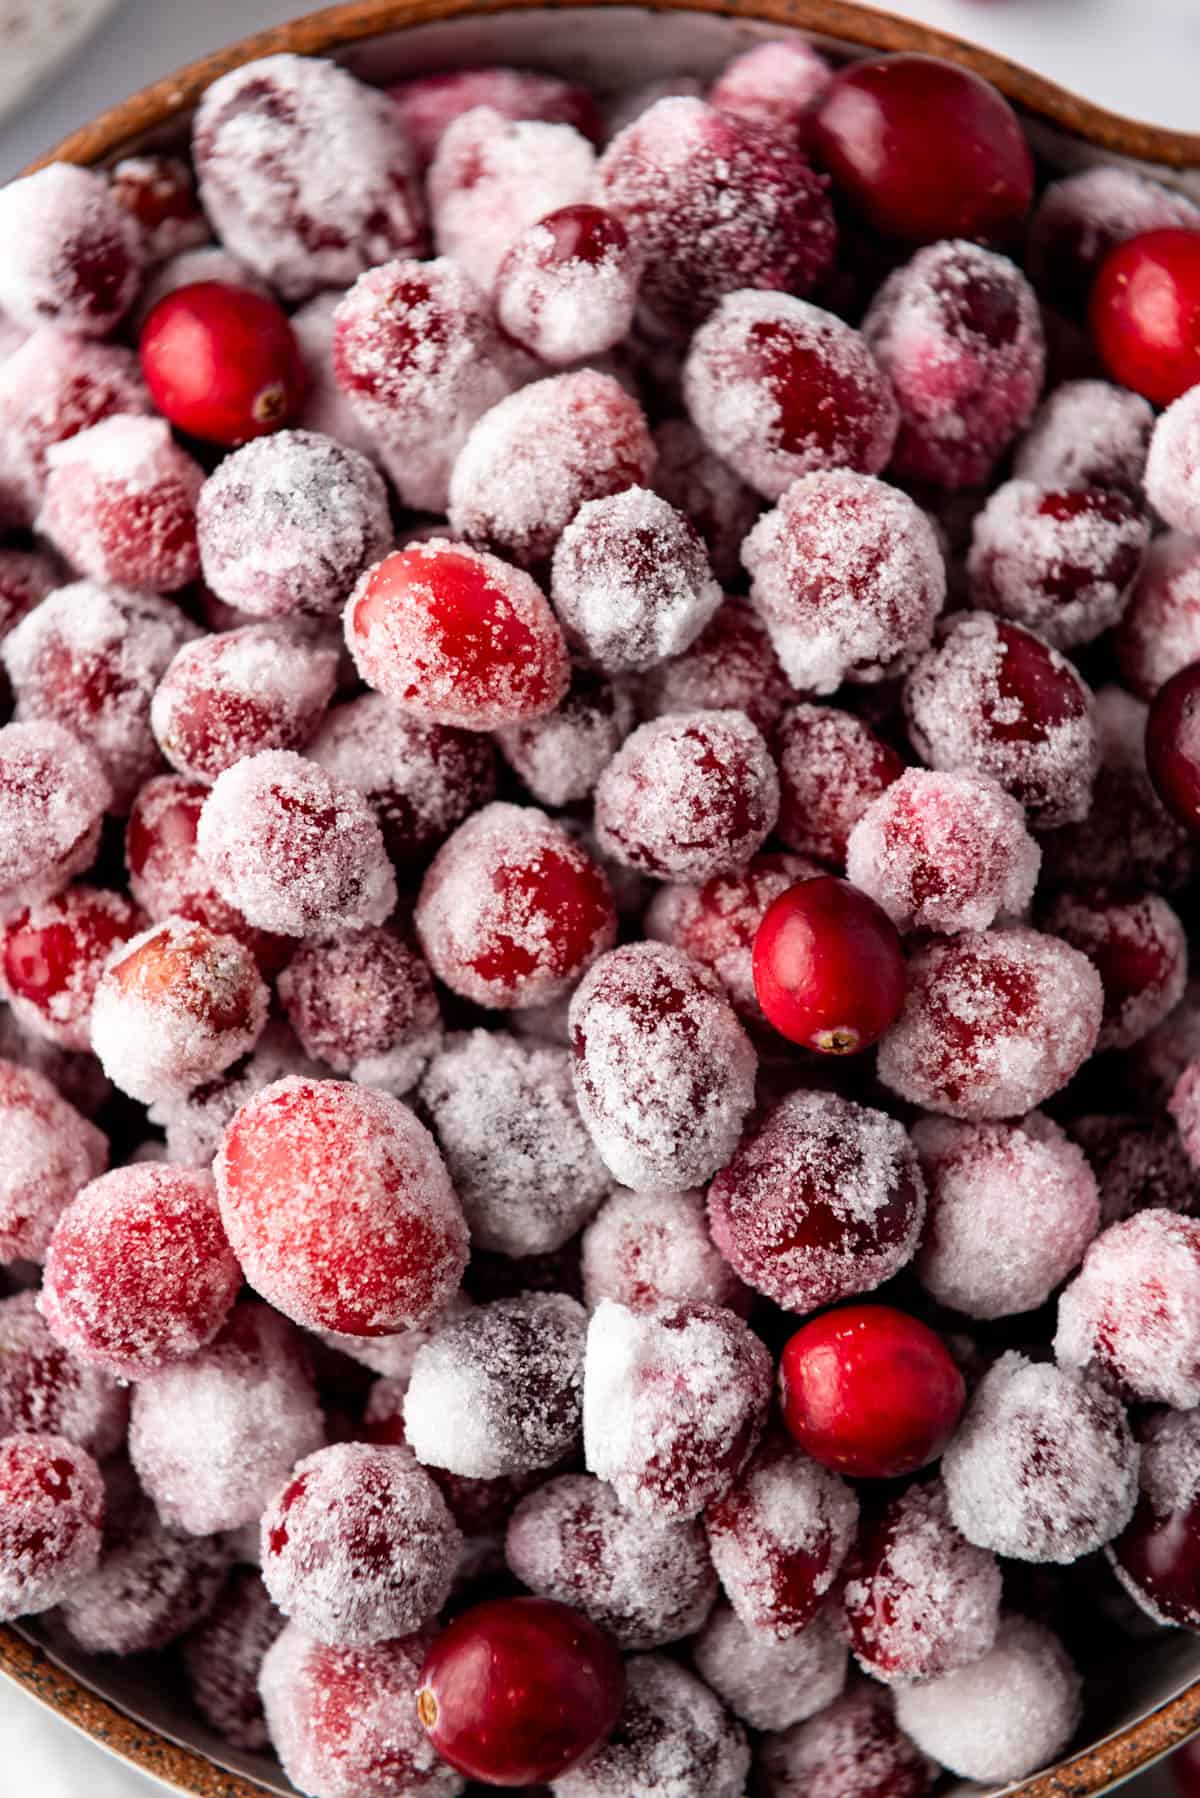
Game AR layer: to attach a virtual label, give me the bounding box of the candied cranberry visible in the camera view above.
[390,64,602,167]
[709,1092,923,1311]
[651,420,762,589]
[904,613,1099,828]
[1117,535,1200,699]
[843,1482,1000,1685]
[196,428,392,620]
[569,942,756,1191]
[1056,1210,1200,1408]
[646,852,818,1020]
[197,750,396,937]
[0,1058,106,1263]
[0,548,56,641]
[0,1432,103,1621]
[0,885,143,1051]
[1147,659,1200,834]
[684,292,898,501]
[42,1164,239,1380]
[183,1568,284,1751]
[279,930,440,1096]
[553,1652,748,1798]
[60,1469,222,1650]
[1014,378,1154,497]
[752,876,906,1054]
[194,54,424,300]
[709,39,832,139]
[895,1615,1081,1785]
[581,1186,747,1316]
[216,1076,468,1337]
[0,1291,125,1459]
[1108,1408,1200,1629]
[347,540,569,730]
[759,1681,936,1798]
[1071,1112,1193,1227]
[596,95,834,335]
[494,203,639,365]
[361,1369,541,1534]
[419,1030,608,1257]
[773,703,903,869]
[863,240,1044,489]
[693,1599,846,1733]
[1044,886,1187,1051]
[449,369,656,570]
[497,669,634,809]
[1147,384,1200,537]
[140,282,308,447]
[0,162,142,336]
[416,1596,624,1785]
[38,414,204,593]
[1091,228,1200,405]
[0,1013,109,1123]
[0,720,112,917]
[1029,166,1200,316]
[287,290,379,459]
[109,154,206,260]
[583,1298,771,1521]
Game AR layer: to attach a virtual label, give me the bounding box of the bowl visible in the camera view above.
[2,3,1199,1794]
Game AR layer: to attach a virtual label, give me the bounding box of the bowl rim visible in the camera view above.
[4,1,1200,1794]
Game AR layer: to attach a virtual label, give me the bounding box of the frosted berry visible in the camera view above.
[288,290,379,459]
[646,852,819,1020]
[140,282,308,446]
[498,669,634,809]
[1116,534,1200,700]
[774,703,903,868]
[1108,1408,1200,1629]
[549,1652,749,1798]
[692,1600,846,1733]
[1056,1210,1200,1408]
[758,1682,936,1798]
[709,39,832,139]
[0,1291,126,1460]
[0,1433,103,1621]
[752,875,906,1054]
[1147,659,1200,833]
[0,162,142,335]
[0,1058,107,1263]
[581,1186,747,1317]
[0,548,56,641]
[1028,166,1200,316]
[215,1076,468,1337]
[0,885,143,1051]
[1070,1112,1193,1228]
[389,64,602,168]
[131,244,269,333]
[0,722,112,919]
[1014,378,1154,497]
[182,1568,284,1751]
[495,203,640,365]
[37,414,203,593]
[1091,228,1200,405]
[1044,886,1187,1051]
[109,154,206,262]
[1148,388,1200,543]
[279,930,440,1097]
[651,420,763,589]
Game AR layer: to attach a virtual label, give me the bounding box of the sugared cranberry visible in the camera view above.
[389,64,602,168]
[0,548,56,641]
[0,1291,126,1460]
[683,292,898,500]
[1071,1112,1193,1228]
[140,282,308,446]
[759,1682,936,1798]
[494,203,640,365]
[814,54,1031,244]
[773,703,904,868]
[497,668,634,809]
[1108,1408,1200,1629]
[1028,166,1200,316]
[416,1596,625,1785]
[1117,534,1200,699]
[581,1185,748,1315]
[709,39,832,139]
[215,1076,468,1337]
[0,1433,104,1622]
[0,885,143,1050]
[0,721,112,919]
[0,1058,107,1263]
[1044,886,1187,1051]
[0,162,142,336]
[651,421,763,589]
[1147,659,1200,833]
[279,929,440,1096]
[646,852,818,1020]
[1014,377,1154,497]
[551,1651,749,1798]
[1055,1210,1200,1408]
[182,1568,284,1751]
[752,875,906,1054]
[109,154,206,261]
[693,1600,846,1734]
[1091,228,1200,405]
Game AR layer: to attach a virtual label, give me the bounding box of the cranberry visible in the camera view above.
[773,703,904,868]
[1148,659,1200,833]
[1090,228,1200,405]
[279,929,440,1095]
[1,885,143,1051]
[1109,1409,1200,1629]
[581,1186,747,1316]
[1055,1210,1200,1408]
[647,852,819,1021]
[0,1058,107,1264]
[140,282,308,447]
[692,1600,846,1734]
[0,721,111,918]
[0,1291,126,1460]
[182,1568,284,1751]
[109,154,206,261]
[1014,377,1154,497]
[389,65,602,168]
[1117,534,1200,700]
[759,1683,936,1798]
[551,1652,749,1798]
[1044,886,1187,1051]
[498,668,635,809]
[0,162,142,336]
[780,1304,964,1480]
[0,548,56,640]
[815,54,1031,245]
[416,1596,624,1785]
[0,1433,104,1622]
[752,874,906,1054]
[1028,166,1200,316]
[709,39,832,140]
[651,421,763,590]
[495,203,640,365]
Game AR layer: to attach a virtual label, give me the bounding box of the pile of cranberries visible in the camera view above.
[2,32,1200,1798]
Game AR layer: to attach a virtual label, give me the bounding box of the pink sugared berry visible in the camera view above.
[182,1567,284,1751]
[709,39,832,140]
[1,884,144,1050]
[1055,1211,1200,1409]
[494,203,640,365]
[0,1057,108,1264]
[0,1291,126,1460]
[109,154,207,262]
[639,601,791,739]
[759,1681,936,1798]
[581,1185,748,1315]
[548,1652,748,1798]
[389,64,602,168]
[0,721,111,919]
[774,702,904,867]
[1090,228,1200,406]
[140,282,308,446]
[646,852,819,1020]
[1013,378,1154,497]
[0,1433,104,1621]
[692,1600,846,1734]
[1043,886,1187,1051]
[279,929,441,1096]
[0,163,142,335]
[1116,534,1200,699]
[0,548,57,640]
[751,875,906,1054]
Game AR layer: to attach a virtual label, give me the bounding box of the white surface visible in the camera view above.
[0,0,119,125]
[0,0,1193,1793]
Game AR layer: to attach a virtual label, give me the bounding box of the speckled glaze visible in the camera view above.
[4,3,1200,1795]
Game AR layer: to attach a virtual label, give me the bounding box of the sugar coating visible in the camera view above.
[914,1112,1100,1319]
[279,930,441,1096]
[0,546,57,638]
[569,942,757,1192]
[196,750,397,937]
[1148,386,1200,535]
[132,245,270,332]
[333,258,517,514]
[324,1290,473,1383]
[1045,886,1188,1051]
[692,1599,845,1733]
[594,96,836,336]
[403,1291,586,1478]
[0,719,112,919]
[0,1433,104,1622]
[182,1567,284,1750]
[863,239,1044,489]
[197,429,392,620]
[1056,1209,1200,1408]
[651,420,762,588]
[646,852,817,1020]
[551,1652,748,1798]
[0,1291,126,1459]
[847,768,1040,935]
[494,205,640,366]
[0,328,151,526]
[415,802,615,1010]
[1117,533,1200,701]
[878,926,1103,1120]
[108,154,207,264]
[1014,378,1155,496]
[260,1440,460,1645]
[390,64,601,168]
[1070,1112,1193,1228]
[41,1163,240,1380]
[742,471,945,694]
[215,1076,469,1338]
[758,1682,935,1798]
[904,612,1099,828]
[193,54,425,302]
[0,1057,107,1262]
[259,1621,464,1798]
[581,1186,747,1314]
[683,290,899,501]
[773,702,901,868]
[449,369,657,569]
[147,1015,319,1168]
[582,1297,771,1521]
[90,916,270,1105]
[289,291,380,460]
[419,1029,610,1257]
[0,162,142,336]
[842,1481,1001,1685]
[497,669,634,808]
[895,1615,1082,1785]
[708,1089,925,1314]
[505,1472,718,1648]
[1027,165,1200,312]
[0,1006,111,1122]
[708,38,832,135]
[551,486,722,675]
[942,1352,1137,1562]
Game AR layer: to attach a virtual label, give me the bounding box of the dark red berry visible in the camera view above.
[779,1303,965,1480]
[1147,659,1200,833]
[1090,229,1200,405]
[1172,1736,1200,1797]
[139,282,308,446]
[752,875,906,1054]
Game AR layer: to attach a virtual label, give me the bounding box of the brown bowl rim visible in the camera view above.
[4,0,1200,1792]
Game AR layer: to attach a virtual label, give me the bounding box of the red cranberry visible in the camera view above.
[109,154,207,261]
[494,203,640,365]
[759,1683,936,1798]
[0,162,143,336]
[0,1433,104,1622]
[0,1058,107,1264]
[581,1186,748,1316]
[1028,166,1200,316]
[389,65,602,169]
[1109,1408,1200,1629]
[780,1304,965,1480]
[0,1290,126,1460]
[752,874,906,1054]
[1,885,143,1051]
[182,1568,284,1751]
[773,703,904,868]
[691,1600,846,1735]
[1091,228,1200,405]
[1044,886,1187,1051]
[140,283,308,447]
[814,55,1032,245]
[1148,659,1200,833]
[0,329,151,526]
[416,1596,625,1784]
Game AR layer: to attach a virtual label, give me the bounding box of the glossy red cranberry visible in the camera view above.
[813,54,1033,244]
[1111,1474,1200,1631]
[139,282,308,446]
[753,875,906,1054]
[779,1303,965,1480]
[1147,660,1200,832]
[416,1596,625,1785]
[1091,229,1200,405]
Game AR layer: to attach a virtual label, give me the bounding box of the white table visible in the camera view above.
[0,0,1193,1792]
